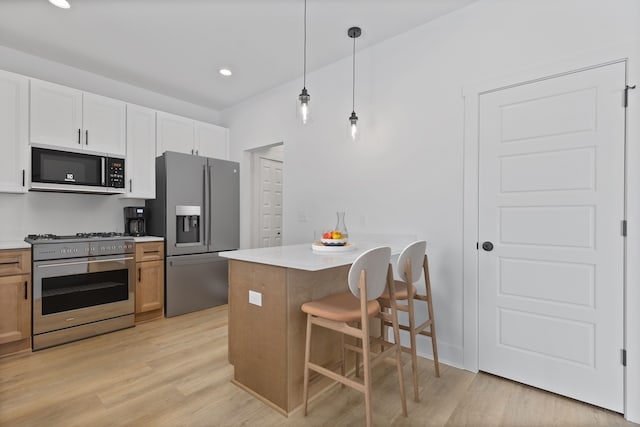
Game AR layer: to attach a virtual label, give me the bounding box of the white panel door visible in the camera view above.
[123,104,156,199]
[156,112,194,155]
[258,157,283,247]
[82,93,126,156]
[194,120,229,159]
[0,70,28,193]
[478,62,625,412]
[30,79,82,149]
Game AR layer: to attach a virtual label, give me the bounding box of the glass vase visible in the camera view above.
[335,211,348,241]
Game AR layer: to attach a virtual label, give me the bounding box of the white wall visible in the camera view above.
[221,0,640,374]
[0,44,223,242]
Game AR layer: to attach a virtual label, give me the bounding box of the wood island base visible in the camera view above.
[228,259,359,414]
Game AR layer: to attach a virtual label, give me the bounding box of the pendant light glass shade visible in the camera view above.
[349,111,358,140]
[347,27,361,141]
[298,0,310,124]
[299,87,310,124]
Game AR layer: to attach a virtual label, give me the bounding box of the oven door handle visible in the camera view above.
[37,256,134,268]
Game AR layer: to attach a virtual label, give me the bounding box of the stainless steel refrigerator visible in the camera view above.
[146,151,239,317]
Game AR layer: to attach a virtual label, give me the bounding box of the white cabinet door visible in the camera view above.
[124,104,156,199]
[194,120,229,159]
[156,112,194,155]
[0,70,29,193]
[82,92,126,156]
[30,79,83,149]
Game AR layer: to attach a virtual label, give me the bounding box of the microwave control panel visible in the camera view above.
[107,158,125,188]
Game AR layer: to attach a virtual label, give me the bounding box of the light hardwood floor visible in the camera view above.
[0,306,634,426]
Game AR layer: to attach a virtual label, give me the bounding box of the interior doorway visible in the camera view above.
[251,143,284,248]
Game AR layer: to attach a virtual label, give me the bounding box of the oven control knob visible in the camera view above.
[74,248,78,253]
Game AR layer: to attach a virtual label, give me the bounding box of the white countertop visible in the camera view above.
[0,241,31,250]
[219,240,410,271]
[133,236,164,242]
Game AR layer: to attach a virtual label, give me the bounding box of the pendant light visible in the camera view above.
[298,0,310,124]
[347,26,361,140]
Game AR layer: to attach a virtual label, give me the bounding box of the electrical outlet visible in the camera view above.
[249,290,262,306]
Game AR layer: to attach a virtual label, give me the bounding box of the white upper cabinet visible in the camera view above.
[0,70,29,193]
[30,79,82,150]
[156,111,195,155]
[30,79,126,156]
[123,104,156,199]
[157,112,229,159]
[194,120,229,159]
[82,92,126,155]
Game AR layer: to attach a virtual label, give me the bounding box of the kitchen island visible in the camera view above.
[219,240,409,415]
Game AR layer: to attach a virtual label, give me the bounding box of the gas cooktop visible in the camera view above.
[25,232,130,244]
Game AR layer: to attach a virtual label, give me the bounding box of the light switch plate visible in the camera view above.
[249,290,262,306]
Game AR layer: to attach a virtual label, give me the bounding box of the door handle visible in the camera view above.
[138,267,142,282]
[482,241,494,251]
[78,128,81,144]
[24,281,28,300]
[85,130,88,145]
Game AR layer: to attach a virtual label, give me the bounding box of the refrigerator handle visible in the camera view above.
[207,164,213,247]
[202,164,208,247]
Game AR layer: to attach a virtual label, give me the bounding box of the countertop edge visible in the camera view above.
[132,236,164,243]
[0,241,31,250]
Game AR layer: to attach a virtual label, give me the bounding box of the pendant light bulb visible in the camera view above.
[349,111,358,140]
[299,87,310,124]
[298,0,310,124]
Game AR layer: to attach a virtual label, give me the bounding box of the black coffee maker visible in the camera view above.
[124,207,147,236]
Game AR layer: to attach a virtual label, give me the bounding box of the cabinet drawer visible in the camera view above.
[0,249,31,277]
[135,242,164,262]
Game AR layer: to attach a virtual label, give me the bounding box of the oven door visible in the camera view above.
[33,255,134,334]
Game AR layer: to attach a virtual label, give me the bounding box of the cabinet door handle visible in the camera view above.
[24,281,28,300]
[85,130,88,145]
[191,149,194,155]
[129,179,133,193]
[138,267,142,282]
[22,169,25,187]
[195,150,199,156]
[78,128,81,144]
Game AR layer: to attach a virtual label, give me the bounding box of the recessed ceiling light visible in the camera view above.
[49,0,71,9]
[219,68,232,77]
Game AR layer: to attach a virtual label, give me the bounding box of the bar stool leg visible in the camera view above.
[424,255,440,378]
[361,314,373,427]
[302,314,313,415]
[388,268,408,416]
[340,332,346,388]
[407,293,420,402]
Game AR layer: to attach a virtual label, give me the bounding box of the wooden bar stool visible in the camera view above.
[378,240,439,402]
[301,246,407,427]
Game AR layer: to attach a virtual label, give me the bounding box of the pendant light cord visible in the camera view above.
[351,33,355,112]
[303,0,307,88]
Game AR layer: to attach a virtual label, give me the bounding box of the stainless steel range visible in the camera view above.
[25,233,135,350]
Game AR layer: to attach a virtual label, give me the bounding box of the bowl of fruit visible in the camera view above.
[320,230,348,246]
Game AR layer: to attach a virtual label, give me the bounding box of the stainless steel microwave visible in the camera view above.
[31,147,125,194]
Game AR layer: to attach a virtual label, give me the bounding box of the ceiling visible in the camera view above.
[0,0,478,111]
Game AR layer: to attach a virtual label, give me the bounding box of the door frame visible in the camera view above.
[462,44,640,422]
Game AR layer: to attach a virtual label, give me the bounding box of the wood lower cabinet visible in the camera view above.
[134,242,164,322]
[0,248,31,356]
